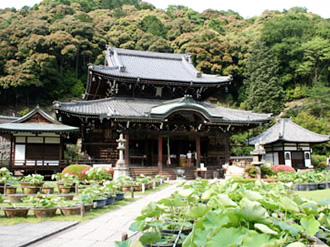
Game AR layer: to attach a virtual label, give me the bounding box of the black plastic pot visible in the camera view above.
[317,183,327,190]
[307,183,318,191]
[93,198,106,208]
[297,184,307,191]
[115,192,125,200]
[106,196,115,205]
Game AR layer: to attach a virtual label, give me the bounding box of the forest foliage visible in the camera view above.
[0,1,329,153]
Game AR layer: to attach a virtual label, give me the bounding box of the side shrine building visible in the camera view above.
[0,106,79,174]
[248,118,329,170]
[55,47,272,178]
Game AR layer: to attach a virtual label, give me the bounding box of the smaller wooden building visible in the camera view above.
[248,118,330,169]
[0,106,79,174]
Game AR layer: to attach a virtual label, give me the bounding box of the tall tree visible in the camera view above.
[244,41,285,114]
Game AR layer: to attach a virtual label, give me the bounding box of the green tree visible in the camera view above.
[244,41,285,114]
[140,15,166,37]
[297,37,330,84]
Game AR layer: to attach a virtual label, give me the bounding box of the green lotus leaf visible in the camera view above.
[273,220,300,237]
[279,197,299,213]
[206,227,246,247]
[300,216,320,236]
[218,194,237,207]
[129,220,145,232]
[201,190,212,201]
[141,202,164,217]
[182,228,196,247]
[254,223,278,235]
[240,198,269,223]
[186,204,209,218]
[242,190,263,201]
[286,242,306,247]
[114,239,131,247]
[241,232,271,247]
[179,189,194,198]
[318,199,330,206]
[139,231,161,245]
[202,211,230,230]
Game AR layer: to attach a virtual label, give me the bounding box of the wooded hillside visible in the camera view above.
[0,0,329,140]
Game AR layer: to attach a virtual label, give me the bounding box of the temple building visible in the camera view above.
[248,118,329,169]
[55,47,272,178]
[0,106,79,175]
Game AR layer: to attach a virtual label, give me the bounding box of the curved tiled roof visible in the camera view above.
[0,106,79,134]
[89,47,232,84]
[55,96,272,124]
[248,118,330,144]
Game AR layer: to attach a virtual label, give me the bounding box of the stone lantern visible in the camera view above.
[113,134,129,180]
[250,142,266,179]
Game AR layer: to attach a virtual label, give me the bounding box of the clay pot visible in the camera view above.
[24,186,40,194]
[4,207,30,217]
[33,207,57,218]
[60,206,81,216]
[6,187,17,195]
[41,187,54,194]
[8,194,26,203]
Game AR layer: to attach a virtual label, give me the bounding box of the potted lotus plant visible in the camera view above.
[22,174,44,194]
[52,173,78,194]
[3,202,30,218]
[0,168,14,194]
[41,182,56,194]
[23,193,60,218]
[80,186,107,209]
[79,194,94,212]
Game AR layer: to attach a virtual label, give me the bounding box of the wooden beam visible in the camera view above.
[196,135,201,168]
[158,135,162,174]
[125,134,130,168]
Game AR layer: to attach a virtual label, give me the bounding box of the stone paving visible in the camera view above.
[28,183,178,247]
[0,221,78,247]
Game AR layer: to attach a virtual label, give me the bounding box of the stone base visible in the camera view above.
[113,167,129,180]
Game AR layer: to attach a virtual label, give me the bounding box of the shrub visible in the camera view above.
[314,161,327,171]
[62,164,92,180]
[244,165,258,178]
[86,167,114,181]
[272,165,295,173]
[260,165,276,178]
[312,155,327,166]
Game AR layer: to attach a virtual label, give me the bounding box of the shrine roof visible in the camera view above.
[248,118,330,145]
[0,106,79,134]
[55,96,272,124]
[0,123,79,133]
[88,47,233,84]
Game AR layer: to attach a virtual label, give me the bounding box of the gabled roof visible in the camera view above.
[0,106,79,134]
[0,116,18,124]
[88,46,233,84]
[248,118,330,145]
[55,96,272,125]
[13,105,60,124]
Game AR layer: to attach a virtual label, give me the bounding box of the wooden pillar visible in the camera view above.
[196,135,201,168]
[59,137,63,167]
[158,135,162,174]
[125,134,129,168]
[9,134,13,168]
[224,133,230,163]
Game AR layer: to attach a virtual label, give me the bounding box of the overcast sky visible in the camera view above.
[0,0,329,19]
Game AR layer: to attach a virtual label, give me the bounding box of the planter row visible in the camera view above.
[293,181,330,191]
[5,193,75,203]
[1,186,76,195]
[2,206,85,218]
[1,192,126,218]
[121,182,160,192]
